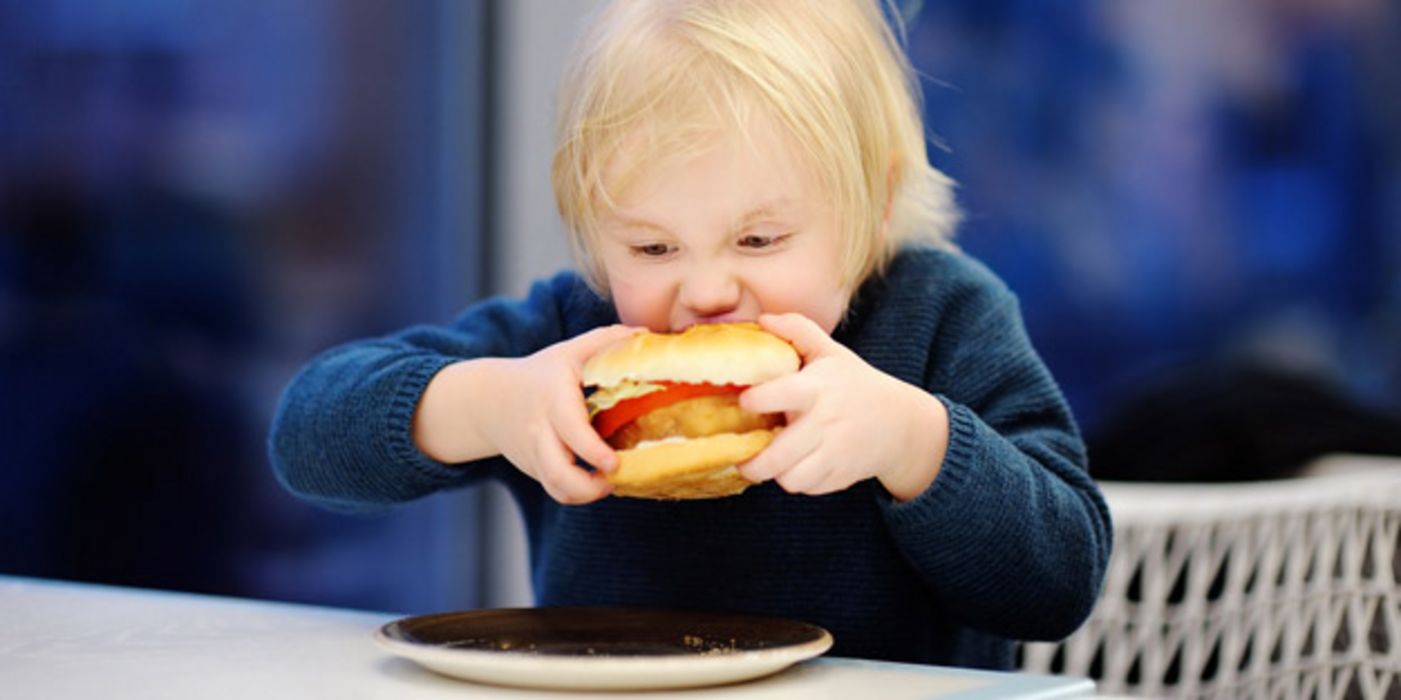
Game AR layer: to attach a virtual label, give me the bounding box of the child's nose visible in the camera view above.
[679,265,741,317]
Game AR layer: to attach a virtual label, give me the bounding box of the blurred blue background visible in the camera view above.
[2,0,1398,614]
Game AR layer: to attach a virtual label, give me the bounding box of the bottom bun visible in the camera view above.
[606,430,775,500]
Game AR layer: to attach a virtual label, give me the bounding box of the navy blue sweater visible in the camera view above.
[268,246,1111,669]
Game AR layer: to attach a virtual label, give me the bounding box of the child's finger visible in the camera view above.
[536,434,612,504]
[774,450,836,495]
[550,390,618,472]
[758,313,834,363]
[739,372,817,416]
[805,464,853,496]
[563,324,641,364]
[739,421,819,483]
[540,477,609,506]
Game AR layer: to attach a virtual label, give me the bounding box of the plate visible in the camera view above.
[375,607,834,691]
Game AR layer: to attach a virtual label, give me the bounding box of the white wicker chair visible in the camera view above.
[1020,455,1401,699]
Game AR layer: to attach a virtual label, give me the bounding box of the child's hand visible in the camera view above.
[737,314,949,501]
[428,324,638,506]
[475,325,639,504]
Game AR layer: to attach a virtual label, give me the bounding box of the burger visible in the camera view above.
[581,322,800,499]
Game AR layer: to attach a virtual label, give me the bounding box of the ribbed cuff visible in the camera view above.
[383,354,475,485]
[882,396,980,523]
[878,400,1012,597]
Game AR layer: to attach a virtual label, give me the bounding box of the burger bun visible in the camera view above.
[583,323,799,500]
[608,430,776,499]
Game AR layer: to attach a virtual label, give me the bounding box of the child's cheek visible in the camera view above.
[761,278,848,334]
[608,280,668,331]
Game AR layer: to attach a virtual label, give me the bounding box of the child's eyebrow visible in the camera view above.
[733,200,793,228]
[611,216,672,235]
[610,199,795,234]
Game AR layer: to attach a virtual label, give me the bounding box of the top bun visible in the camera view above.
[582,322,800,388]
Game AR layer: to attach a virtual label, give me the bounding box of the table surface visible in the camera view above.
[0,575,1095,699]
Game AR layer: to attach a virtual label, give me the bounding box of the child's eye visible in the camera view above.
[630,243,675,258]
[737,232,791,250]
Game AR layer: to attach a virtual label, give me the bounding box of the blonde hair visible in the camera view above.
[552,0,960,292]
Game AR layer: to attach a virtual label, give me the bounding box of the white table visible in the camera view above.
[0,576,1094,699]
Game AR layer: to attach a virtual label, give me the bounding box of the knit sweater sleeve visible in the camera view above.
[267,272,607,514]
[876,256,1112,642]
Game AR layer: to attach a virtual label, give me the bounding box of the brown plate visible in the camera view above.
[376,607,834,690]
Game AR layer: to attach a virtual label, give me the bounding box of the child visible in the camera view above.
[270,0,1111,670]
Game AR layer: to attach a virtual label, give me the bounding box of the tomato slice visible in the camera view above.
[592,382,744,439]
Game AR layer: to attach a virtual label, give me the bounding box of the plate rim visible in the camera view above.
[373,606,835,689]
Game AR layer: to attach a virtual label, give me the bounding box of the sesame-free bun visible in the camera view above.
[607,430,775,499]
[582,323,799,500]
[582,322,799,389]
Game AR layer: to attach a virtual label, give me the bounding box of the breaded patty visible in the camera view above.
[607,394,784,450]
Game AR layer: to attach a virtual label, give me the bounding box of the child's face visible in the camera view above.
[596,120,852,333]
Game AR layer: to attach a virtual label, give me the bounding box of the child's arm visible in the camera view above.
[878,294,1110,642]
[740,254,1110,643]
[268,272,625,512]
[738,313,950,500]
[410,326,634,504]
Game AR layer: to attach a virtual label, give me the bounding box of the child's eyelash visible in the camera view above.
[738,232,793,249]
[630,243,675,258]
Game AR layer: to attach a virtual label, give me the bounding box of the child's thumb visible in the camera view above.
[568,324,641,362]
